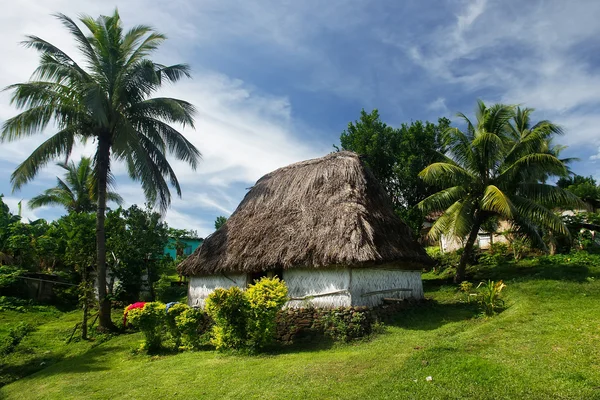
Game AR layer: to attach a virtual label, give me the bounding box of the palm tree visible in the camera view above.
[418,101,581,283]
[29,156,123,213]
[2,11,200,329]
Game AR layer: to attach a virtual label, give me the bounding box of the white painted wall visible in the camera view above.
[283,267,351,308]
[188,273,247,307]
[349,268,423,307]
[188,267,423,309]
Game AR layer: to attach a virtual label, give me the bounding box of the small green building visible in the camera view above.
[164,236,203,260]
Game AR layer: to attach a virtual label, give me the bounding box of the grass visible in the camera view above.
[2,257,600,399]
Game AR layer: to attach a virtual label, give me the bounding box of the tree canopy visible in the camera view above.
[338,109,450,234]
[1,10,200,329]
[418,101,581,282]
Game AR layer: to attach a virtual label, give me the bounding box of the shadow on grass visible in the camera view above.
[385,301,479,331]
[425,257,600,289]
[0,343,118,388]
[265,335,337,356]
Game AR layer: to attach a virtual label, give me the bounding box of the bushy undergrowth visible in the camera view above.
[459,280,507,316]
[0,322,35,356]
[205,277,288,352]
[322,309,370,342]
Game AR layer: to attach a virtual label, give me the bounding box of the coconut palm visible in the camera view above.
[418,101,581,283]
[1,11,200,329]
[29,157,123,213]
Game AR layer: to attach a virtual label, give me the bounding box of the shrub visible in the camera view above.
[0,296,32,312]
[165,303,188,348]
[127,302,166,352]
[175,306,209,350]
[155,275,187,303]
[205,277,289,352]
[0,322,34,355]
[322,309,369,342]
[426,247,462,273]
[246,277,288,350]
[477,280,506,316]
[205,287,250,351]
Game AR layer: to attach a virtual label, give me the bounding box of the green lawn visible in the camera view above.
[2,259,600,399]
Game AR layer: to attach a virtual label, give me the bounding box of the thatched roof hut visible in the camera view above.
[180,151,430,308]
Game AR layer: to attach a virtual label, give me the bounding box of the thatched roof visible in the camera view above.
[178,151,431,276]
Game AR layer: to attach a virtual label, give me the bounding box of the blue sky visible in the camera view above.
[1,0,599,237]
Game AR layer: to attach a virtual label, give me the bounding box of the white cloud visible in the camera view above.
[0,0,327,232]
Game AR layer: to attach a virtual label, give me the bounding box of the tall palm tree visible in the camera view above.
[418,101,581,283]
[29,156,123,213]
[2,11,200,329]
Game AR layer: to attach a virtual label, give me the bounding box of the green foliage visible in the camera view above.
[155,275,187,303]
[175,306,209,350]
[557,175,600,210]
[476,280,507,316]
[246,277,288,349]
[0,322,35,356]
[478,243,510,265]
[338,109,450,234]
[0,296,33,312]
[28,157,123,213]
[205,278,288,351]
[164,303,188,348]
[419,101,580,282]
[0,266,26,291]
[322,309,369,342]
[106,205,169,302]
[127,302,166,352]
[214,216,227,230]
[426,246,461,273]
[205,287,250,351]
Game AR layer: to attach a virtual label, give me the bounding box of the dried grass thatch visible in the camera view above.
[179,151,431,275]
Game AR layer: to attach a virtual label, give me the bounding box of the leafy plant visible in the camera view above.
[126,302,166,352]
[164,303,188,348]
[0,322,35,355]
[246,277,288,350]
[205,287,250,351]
[322,309,369,342]
[175,306,209,350]
[476,280,507,316]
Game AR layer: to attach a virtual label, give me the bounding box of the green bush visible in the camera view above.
[0,322,34,355]
[426,246,462,273]
[127,302,166,352]
[205,277,289,352]
[165,303,188,348]
[322,309,369,342]
[175,306,209,350]
[246,277,288,350]
[0,296,32,312]
[155,275,187,303]
[205,286,250,351]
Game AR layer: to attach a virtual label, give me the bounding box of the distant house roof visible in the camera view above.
[178,151,431,276]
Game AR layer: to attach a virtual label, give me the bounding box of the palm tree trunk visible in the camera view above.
[455,216,483,284]
[96,136,114,331]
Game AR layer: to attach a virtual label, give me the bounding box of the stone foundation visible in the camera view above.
[275,300,418,343]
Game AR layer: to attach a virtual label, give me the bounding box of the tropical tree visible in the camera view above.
[338,109,450,234]
[418,101,581,283]
[1,11,200,329]
[29,157,123,213]
[214,215,227,230]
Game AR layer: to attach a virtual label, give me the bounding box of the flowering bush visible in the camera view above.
[123,302,146,326]
[126,302,165,352]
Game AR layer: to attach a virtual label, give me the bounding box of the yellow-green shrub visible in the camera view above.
[205,277,288,351]
[205,286,249,350]
[127,302,166,352]
[175,306,209,349]
[246,277,288,349]
[165,303,188,348]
